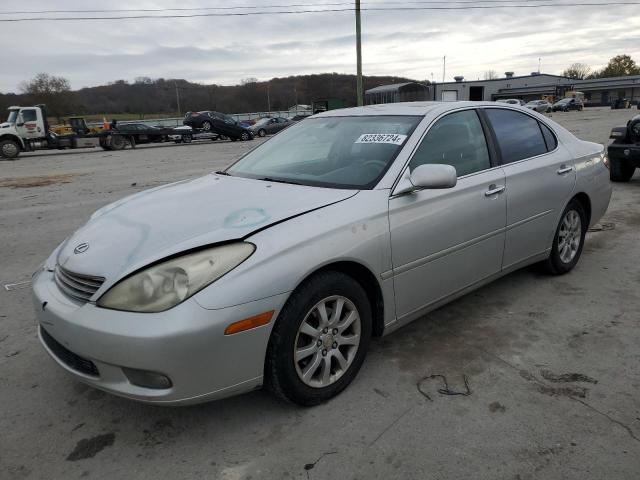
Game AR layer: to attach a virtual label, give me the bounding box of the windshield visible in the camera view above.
[227,115,421,189]
[6,111,18,123]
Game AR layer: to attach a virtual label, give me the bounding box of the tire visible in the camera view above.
[265,271,372,406]
[258,129,266,137]
[230,137,238,142]
[240,131,249,141]
[610,158,636,182]
[542,200,587,275]
[174,139,182,144]
[182,134,192,144]
[109,134,126,150]
[201,121,212,132]
[0,139,20,159]
[220,135,228,141]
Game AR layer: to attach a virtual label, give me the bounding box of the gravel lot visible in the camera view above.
[1,107,639,479]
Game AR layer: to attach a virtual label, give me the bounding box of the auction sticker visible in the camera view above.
[355,133,407,145]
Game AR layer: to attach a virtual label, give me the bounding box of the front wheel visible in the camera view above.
[610,158,636,182]
[542,200,587,275]
[182,134,192,144]
[266,271,372,406]
[240,131,249,141]
[258,129,266,137]
[201,121,212,131]
[0,139,20,159]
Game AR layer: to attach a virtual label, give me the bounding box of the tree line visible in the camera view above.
[0,73,414,122]
[561,54,640,80]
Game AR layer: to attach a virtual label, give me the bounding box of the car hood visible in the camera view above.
[56,174,357,282]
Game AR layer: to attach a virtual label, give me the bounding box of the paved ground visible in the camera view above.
[1,108,639,479]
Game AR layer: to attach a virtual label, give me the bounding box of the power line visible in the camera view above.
[0,1,638,21]
[0,0,627,14]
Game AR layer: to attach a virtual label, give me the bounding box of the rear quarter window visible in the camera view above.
[540,122,558,151]
[485,109,547,164]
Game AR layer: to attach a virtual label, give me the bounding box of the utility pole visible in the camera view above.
[538,57,541,73]
[174,81,181,116]
[355,0,363,106]
[267,83,271,112]
[442,55,446,83]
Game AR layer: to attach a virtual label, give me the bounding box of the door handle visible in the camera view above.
[557,165,573,174]
[484,184,506,197]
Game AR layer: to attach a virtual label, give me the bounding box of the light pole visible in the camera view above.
[355,0,363,106]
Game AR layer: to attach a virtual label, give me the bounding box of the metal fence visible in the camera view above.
[88,107,313,128]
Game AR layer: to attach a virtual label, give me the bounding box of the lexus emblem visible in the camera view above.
[74,243,89,254]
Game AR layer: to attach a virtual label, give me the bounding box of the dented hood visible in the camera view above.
[56,174,356,282]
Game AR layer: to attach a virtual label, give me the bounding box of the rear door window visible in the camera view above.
[485,109,547,164]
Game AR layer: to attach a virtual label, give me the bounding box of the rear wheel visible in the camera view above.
[258,129,266,137]
[240,131,249,141]
[266,271,372,406]
[108,134,126,150]
[201,121,212,131]
[610,158,635,182]
[0,139,20,159]
[543,200,587,275]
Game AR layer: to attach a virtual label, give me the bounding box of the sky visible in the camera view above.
[1,0,639,92]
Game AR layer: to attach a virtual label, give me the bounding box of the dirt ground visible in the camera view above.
[1,107,639,479]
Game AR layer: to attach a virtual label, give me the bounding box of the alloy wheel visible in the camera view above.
[294,296,361,388]
[558,210,582,263]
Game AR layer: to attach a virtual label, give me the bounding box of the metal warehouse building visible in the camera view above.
[367,72,640,106]
[364,82,431,104]
[433,72,574,102]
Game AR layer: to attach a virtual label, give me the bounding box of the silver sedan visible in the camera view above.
[525,99,552,113]
[33,102,612,406]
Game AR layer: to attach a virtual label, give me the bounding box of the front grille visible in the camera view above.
[40,327,100,377]
[54,265,105,303]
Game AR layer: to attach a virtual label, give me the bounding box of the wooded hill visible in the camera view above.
[0,73,417,120]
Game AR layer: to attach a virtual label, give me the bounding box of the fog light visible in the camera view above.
[123,367,172,389]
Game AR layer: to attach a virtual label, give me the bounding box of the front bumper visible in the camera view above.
[608,143,640,167]
[33,268,289,405]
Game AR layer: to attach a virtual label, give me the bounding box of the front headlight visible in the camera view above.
[97,243,255,312]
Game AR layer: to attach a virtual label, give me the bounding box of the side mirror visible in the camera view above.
[394,164,457,195]
[16,113,24,126]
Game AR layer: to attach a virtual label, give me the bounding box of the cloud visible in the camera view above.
[0,0,639,91]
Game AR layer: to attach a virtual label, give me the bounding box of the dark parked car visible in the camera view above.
[552,98,583,112]
[114,123,167,144]
[249,117,291,137]
[607,114,640,182]
[183,111,254,141]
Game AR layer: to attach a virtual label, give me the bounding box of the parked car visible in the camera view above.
[525,100,552,113]
[607,114,640,181]
[249,117,291,137]
[552,98,584,112]
[33,102,611,407]
[113,123,167,145]
[497,99,525,106]
[183,111,253,141]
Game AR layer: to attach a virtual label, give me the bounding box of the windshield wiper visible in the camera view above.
[258,177,303,185]
[215,170,231,176]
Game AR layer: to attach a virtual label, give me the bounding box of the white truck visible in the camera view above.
[0,105,106,159]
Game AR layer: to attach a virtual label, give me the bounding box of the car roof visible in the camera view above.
[313,101,519,118]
